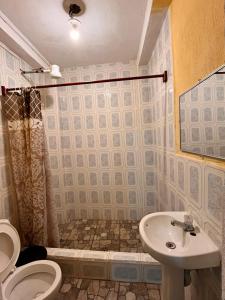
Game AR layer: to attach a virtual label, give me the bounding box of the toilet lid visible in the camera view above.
[0,219,20,282]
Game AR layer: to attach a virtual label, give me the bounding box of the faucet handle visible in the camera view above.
[184,214,193,224]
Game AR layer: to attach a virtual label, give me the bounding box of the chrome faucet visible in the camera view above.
[171,215,200,234]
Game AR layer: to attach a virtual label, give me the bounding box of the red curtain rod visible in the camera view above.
[1,71,167,97]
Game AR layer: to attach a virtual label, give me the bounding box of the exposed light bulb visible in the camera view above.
[70,28,80,40]
[69,17,81,41]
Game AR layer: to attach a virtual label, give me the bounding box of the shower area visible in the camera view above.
[0,12,172,295]
[0,9,173,256]
[0,0,180,267]
[0,4,175,291]
[40,60,169,252]
[0,5,171,253]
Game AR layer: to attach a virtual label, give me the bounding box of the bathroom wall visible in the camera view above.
[146,10,224,244]
[152,0,172,10]
[171,0,224,115]
[41,61,160,223]
[0,43,34,225]
[41,1,225,258]
[146,6,223,300]
[170,1,225,299]
[40,7,224,297]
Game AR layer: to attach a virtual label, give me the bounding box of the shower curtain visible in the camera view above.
[2,88,59,247]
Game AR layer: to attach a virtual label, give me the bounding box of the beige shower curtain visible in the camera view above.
[2,88,59,247]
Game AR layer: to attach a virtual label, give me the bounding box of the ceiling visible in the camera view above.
[0,0,148,67]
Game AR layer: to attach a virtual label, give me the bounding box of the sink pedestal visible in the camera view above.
[161,264,184,300]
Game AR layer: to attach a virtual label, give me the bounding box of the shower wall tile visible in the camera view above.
[168,155,176,186]
[109,252,141,282]
[204,222,222,249]
[0,15,224,299]
[79,260,109,279]
[54,258,80,277]
[0,7,221,252]
[42,60,156,222]
[146,8,224,249]
[204,166,224,229]
[168,186,176,211]
[187,161,202,209]
[176,159,186,195]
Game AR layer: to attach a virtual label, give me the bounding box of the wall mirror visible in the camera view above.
[179,64,225,160]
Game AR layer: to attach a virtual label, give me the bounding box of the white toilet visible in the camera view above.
[0,219,62,300]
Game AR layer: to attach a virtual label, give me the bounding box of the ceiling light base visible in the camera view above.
[63,0,85,16]
[69,4,81,18]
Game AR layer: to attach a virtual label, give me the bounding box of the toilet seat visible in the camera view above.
[0,220,20,283]
[2,260,61,300]
[0,220,62,300]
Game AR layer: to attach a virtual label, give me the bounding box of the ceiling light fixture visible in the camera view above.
[69,18,81,40]
[68,4,81,41]
[70,29,80,40]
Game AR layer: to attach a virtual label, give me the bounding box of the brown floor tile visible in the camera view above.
[58,278,161,300]
[59,219,144,252]
[91,240,120,251]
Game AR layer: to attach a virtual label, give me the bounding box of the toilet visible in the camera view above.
[0,219,62,300]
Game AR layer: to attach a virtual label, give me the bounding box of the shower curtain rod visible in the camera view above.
[1,71,167,97]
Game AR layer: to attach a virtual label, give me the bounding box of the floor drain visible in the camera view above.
[166,241,176,249]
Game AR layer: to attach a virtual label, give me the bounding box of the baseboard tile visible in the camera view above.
[47,247,161,283]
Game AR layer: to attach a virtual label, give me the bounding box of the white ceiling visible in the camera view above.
[0,0,148,67]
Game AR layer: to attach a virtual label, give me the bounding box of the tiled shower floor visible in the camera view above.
[58,278,161,300]
[59,220,144,252]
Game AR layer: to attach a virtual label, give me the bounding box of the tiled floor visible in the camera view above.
[58,277,161,300]
[59,220,144,252]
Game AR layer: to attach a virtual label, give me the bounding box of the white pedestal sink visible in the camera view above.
[139,212,220,300]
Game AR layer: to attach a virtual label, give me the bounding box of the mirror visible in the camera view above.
[179,64,225,160]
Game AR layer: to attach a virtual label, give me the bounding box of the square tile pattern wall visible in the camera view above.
[145,12,225,250]
[41,61,159,222]
[0,13,224,255]
[145,11,223,300]
[0,10,223,299]
[40,11,225,255]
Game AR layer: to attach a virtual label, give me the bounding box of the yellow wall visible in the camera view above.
[153,0,172,11]
[170,0,225,167]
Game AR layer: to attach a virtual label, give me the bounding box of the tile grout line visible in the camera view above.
[59,219,143,252]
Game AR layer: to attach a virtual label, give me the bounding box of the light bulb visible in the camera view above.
[70,28,80,40]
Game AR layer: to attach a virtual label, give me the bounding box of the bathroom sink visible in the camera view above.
[139,211,220,270]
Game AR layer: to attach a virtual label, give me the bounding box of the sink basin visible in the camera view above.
[139,211,220,270]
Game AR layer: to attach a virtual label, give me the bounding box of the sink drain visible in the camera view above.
[166,241,176,249]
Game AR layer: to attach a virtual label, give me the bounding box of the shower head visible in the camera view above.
[49,65,62,78]
[21,65,62,79]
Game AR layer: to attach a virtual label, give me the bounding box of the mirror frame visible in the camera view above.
[179,63,225,161]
